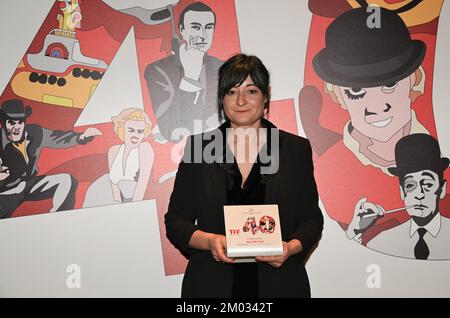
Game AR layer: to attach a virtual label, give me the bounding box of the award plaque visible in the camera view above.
[224,204,283,261]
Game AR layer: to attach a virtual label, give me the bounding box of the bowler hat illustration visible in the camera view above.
[313,7,426,87]
[388,134,449,177]
[0,99,32,121]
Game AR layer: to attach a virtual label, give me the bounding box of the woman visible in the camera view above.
[83,108,154,207]
[165,54,323,298]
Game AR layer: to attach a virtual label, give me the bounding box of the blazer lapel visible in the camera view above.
[212,163,227,206]
[202,128,227,209]
[264,129,284,204]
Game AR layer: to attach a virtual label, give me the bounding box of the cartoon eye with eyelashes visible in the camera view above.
[344,88,366,100]
[382,82,398,93]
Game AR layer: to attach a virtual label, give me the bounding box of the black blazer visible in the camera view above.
[165,119,323,298]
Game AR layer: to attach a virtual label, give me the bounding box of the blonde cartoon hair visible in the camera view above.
[324,66,426,107]
[112,108,152,142]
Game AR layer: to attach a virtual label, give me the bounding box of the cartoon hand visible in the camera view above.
[151,125,167,144]
[68,11,82,30]
[80,127,102,142]
[153,132,168,144]
[0,166,10,181]
[179,36,205,81]
[346,197,385,240]
[298,86,342,156]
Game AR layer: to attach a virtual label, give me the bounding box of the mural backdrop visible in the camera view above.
[0,0,448,281]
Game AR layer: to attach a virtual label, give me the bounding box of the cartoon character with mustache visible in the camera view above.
[347,134,450,260]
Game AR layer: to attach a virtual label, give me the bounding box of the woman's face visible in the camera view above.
[222,75,266,129]
[123,119,146,148]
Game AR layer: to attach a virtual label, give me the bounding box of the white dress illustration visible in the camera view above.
[83,144,140,208]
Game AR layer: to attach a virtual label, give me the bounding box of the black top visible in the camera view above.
[218,121,272,298]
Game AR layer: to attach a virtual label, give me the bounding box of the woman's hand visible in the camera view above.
[207,234,235,264]
[255,239,302,268]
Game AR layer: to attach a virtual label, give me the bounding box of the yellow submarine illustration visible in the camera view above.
[11,0,108,109]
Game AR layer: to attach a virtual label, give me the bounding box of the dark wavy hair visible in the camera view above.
[217,54,271,121]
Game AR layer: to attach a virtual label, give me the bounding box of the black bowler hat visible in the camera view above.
[0,99,32,121]
[388,134,449,177]
[313,7,426,88]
